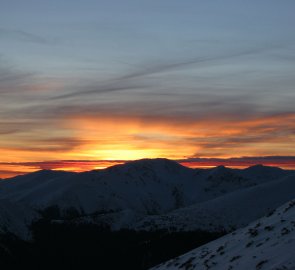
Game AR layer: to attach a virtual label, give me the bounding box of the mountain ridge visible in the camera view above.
[0,158,294,240]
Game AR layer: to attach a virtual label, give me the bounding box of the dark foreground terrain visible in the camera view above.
[0,220,224,270]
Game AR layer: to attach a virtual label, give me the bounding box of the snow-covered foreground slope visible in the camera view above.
[151,199,295,270]
[134,173,295,232]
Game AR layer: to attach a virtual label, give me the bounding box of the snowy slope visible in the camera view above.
[134,173,295,232]
[237,164,291,183]
[0,159,293,234]
[150,198,295,270]
[0,159,269,217]
[0,169,75,198]
[0,159,198,215]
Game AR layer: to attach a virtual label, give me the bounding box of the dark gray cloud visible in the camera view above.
[0,137,84,153]
[180,156,295,162]
[117,47,273,80]
[5,88,294,131]
[52,82,145,99]
[0,56,34,94]
[6,94,259,122]
[179,156,295,168]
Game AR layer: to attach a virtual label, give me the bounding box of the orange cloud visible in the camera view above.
[0,111,294,178]
[59,112,295,160]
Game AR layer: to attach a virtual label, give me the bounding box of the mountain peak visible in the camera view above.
[107,158,186,172]
[209,165,229,175]
[126,158,182,167]
[248,164,265,168]
[245,164,283,172]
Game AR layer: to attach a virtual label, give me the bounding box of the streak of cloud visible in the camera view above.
[0,28,53,45]
[52,44,284,99]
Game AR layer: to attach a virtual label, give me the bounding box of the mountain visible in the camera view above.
[1,159,198,215]
[0,159,293,237]
[0,169,75,199]
[237,164,291,183]
[0,159,257,216]
[150,198,295,270]
[134,173,295,232]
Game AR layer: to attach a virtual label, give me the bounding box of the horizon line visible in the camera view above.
[1,155,294,179]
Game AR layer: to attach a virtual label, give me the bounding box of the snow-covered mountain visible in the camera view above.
[237,164,291,183]
[0,159,294,237]
[0,159,265,216]
[1,159,198,215]
[150,198,295,270]
[134,173,295,232]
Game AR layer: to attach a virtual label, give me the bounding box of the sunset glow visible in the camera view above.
[0,108,294,178]
[1,1,294,178]
[0,111,295,178]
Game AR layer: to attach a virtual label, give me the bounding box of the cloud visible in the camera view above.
[180,156,295,169]
[52,44,283,100]
[3,93,294,157]
[0,56,34,94]
[0,28,52,45]
[0,137,84,153]
[18,92,263,123]
[0,43,293,166]
[181,112,295,156]
[52,82,145,99]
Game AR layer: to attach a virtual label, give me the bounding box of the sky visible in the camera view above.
[0,0,295,177]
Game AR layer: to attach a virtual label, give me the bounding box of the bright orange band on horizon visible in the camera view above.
[1,113,294,179]
[1,157,294,179]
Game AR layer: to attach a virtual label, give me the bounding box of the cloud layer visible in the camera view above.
[0,0,294,178]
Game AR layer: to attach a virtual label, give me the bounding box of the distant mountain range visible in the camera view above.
[0,158,294,240]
